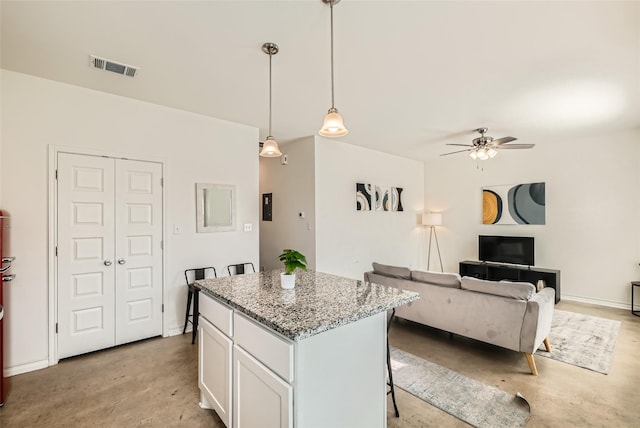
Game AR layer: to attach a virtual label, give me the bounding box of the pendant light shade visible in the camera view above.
[259,42,282,158]
[260,137,282,157]
[319,0,348,138]
[319,108,348,137]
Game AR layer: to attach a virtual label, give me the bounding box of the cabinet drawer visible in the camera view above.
[200,293,233,337]
[234,313,294,383]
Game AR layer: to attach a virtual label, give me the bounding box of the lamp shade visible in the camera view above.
[422,212,442,226]
[319,109,349,137]
[260,137,282,157]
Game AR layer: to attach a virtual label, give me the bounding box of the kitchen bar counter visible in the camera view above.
[195,269,419,341]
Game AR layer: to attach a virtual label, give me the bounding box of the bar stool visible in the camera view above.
[183,267,216,344]
[632,281,640,317]
[227,262,255,276]
[387,308,399,417]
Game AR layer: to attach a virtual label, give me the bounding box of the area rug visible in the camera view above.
[390,347,531,428]
[536,309,620,374]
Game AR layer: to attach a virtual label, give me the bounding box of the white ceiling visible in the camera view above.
[2,0,639,161]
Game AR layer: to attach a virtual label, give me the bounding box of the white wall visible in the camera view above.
[315,138,425,280]
[0,70,259,374]
[424,128,640,308]
[259,137,316,271]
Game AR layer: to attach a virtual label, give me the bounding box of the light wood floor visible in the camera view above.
[0,300,638,427]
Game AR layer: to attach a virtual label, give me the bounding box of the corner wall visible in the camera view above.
[259,137,316,271]
[424,128,640,308]
[315,138,425,280]
[1,70,259,374]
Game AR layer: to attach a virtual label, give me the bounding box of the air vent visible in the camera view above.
[89,55,139,78]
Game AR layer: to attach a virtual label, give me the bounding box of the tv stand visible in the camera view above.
[459,260,561,304]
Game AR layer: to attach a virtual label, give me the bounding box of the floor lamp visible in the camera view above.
[422,212,443,272]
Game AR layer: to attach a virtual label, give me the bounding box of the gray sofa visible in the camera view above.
[365,262,555,375]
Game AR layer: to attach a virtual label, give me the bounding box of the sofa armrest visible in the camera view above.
[519,287,555,353]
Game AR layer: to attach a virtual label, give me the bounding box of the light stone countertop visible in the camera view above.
[195,269,420,341]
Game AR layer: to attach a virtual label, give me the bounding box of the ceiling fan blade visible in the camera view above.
[491,137,517,146]
[445,144,474,147]
[440,148,472,156]
[495,144,535,149]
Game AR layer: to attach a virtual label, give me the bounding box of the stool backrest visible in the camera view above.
[227,262,256,276]
[185,267,217,285]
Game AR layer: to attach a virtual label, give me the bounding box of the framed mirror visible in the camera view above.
[196,183,236,232]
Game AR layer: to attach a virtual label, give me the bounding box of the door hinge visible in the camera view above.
[55,323,58,334]
[160,240,163,250]
[55,246,58,257]
[160,178,164,187]
[55,169,58,180]
[162,304,164,313]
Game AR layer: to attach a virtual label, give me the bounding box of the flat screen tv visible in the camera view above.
[479,235,534,266]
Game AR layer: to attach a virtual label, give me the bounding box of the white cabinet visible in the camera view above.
[199,317,232,427]
[198,292,387,428]
[233,345,292,428]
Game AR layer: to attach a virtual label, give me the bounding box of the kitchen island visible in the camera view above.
[194,269,419,428]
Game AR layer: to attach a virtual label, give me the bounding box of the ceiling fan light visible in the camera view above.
[469,150,478,160]
[260,137,282,157]
[477,149,489,160]
[487,148,497,158]
[319,109,349,137]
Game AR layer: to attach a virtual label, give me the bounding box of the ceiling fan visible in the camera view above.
[441,128,535,160]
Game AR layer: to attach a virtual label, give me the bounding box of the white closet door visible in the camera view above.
[57,153,116,359]
[114,159,163,345]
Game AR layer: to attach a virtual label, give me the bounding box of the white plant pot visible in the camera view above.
[281,272,296,289]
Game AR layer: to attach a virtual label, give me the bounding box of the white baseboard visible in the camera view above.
[562,294,629,311]
[4,359,49,377]
[167,325,192,337]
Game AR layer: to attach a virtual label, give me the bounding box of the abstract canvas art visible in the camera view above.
[356,183,372,211]
[357,183,403,212]
[483,182,545,224]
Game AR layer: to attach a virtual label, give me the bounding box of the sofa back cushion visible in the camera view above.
[461,276,535,300]
[372,262,411,280]
[411,270,461,288]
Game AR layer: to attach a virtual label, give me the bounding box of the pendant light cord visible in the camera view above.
[268,50,273,136]
[330,0,335,109]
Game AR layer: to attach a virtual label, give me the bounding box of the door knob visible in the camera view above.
[117,258,126,265]
[104,260,113,266]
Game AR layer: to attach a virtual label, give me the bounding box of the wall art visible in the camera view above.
[357,183,403,212]
[483,182,545,225]
[356,183,372,211]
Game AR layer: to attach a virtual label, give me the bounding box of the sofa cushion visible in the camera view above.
[461,276,535,300]
[411,270,461,288]
[372,262,411,280]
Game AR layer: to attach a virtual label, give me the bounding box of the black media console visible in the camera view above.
[459,260,561,304]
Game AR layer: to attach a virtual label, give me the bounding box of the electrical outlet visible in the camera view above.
[244,223,252,232]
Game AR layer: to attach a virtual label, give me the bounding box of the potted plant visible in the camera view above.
[278,249,307,289]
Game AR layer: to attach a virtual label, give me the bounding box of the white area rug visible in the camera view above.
[390,347,531,428]
[536,309,621,374]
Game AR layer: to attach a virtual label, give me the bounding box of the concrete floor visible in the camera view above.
[0,300,638,427]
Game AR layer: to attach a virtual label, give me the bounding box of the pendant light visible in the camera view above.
[260,42,283,158]
[319,0,349,138]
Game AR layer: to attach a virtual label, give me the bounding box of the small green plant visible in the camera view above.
[278,249,308,275]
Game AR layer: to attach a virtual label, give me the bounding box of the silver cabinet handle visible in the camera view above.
[0,265,11,273]
[104,260,113,266]
[2,256,15,263]
[117,258,126,265]
[2,274,16,282]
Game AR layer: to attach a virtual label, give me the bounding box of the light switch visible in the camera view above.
[173,224,182,235]
[244,223,252,232]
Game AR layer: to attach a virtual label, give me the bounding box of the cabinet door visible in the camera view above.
[199,317,233,427]
[233,345,292,428]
